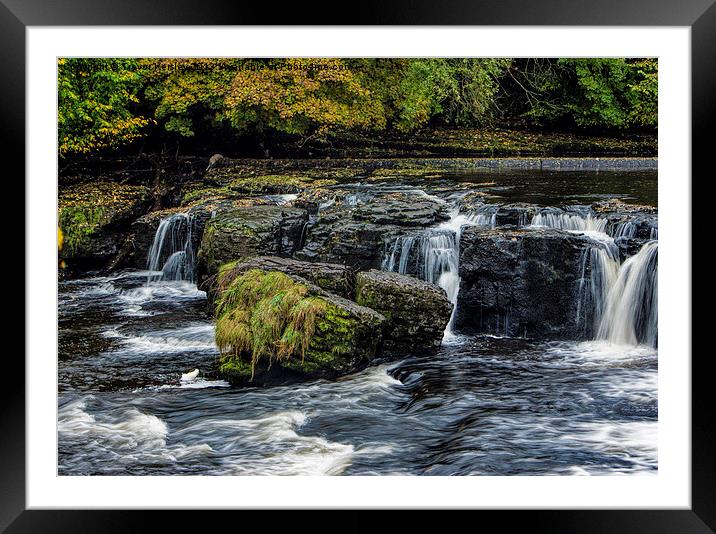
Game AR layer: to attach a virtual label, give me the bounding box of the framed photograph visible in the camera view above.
[6,0,712,530]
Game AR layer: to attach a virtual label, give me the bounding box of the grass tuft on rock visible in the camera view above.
[215,269,327,380]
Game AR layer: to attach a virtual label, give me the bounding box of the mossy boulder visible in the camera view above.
[215,256,355,301]
[214,269,385,386]
[355,270,452,355]
[58,182,150,268]
[197,206,308,285]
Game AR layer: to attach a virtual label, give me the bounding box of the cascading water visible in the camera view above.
[596,241,658,347]
[420,230,461,333]
[146,213,196,282]
[533,209,658,347]
[576,241,621,335]
[577,240,658,347]
[382,206,494,337]
[531,211,608,233]
[612,221,638,238]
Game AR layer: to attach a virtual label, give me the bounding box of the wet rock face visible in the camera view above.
[295,214,404,270]
[456,227,590,339]
[196,206,308,285]
[604,213,657,240]
[494,203,538,227]
[355,270,452,356]
[351,192,449,227]
[295,191,448,269]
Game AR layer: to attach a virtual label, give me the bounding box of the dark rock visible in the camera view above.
[294,189,448,269]
[604,213,658,240]
[295,213,404,270]
[197,205,308,285]
[207,153,225,170]
[58,183,151,270]
[355,270,452,355]
[456,226,591,339]
[495,203,538,227]
[615,236,653,262]
[351,191,448,227]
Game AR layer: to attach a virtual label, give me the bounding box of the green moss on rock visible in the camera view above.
[58,182,149,260]
[214,268,384,386]
[196,205,308,285]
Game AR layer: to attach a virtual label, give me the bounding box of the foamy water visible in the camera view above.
[59,274,656,476]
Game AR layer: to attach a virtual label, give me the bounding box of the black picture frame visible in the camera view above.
[4,1,711,531]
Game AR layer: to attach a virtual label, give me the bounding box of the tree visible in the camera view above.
[393,58,510,130]
[512,58,658,131]
[141,58,241,137]
[225,58,386,141]
[625,58,658,128]
[58,58,150,156]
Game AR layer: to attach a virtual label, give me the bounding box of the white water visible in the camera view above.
[531,210,658,347]
[597,241,658,346]
[265,193,298,206]
[578,240,658,347]
[576,241,621,332]
[531,211,608,233]
[382,206,495,337]
[146,213,196,282]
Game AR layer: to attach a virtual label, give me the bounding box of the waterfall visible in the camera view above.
[577,239,658,347]
[146,213,196,282]
[382,206,491,336]
[420,231,461,333]
[382,235,419,274]
[612,221,638,238]
[531,211,608,233]
[576,241,621,335]
[597,241,658,347]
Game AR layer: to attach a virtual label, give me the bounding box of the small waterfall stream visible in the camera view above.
[146,213,196,282]
[596,241,658,346]
[531,211,608,233]
[382,206,494,337]
[531,210,658,347]
[577,239,658,347]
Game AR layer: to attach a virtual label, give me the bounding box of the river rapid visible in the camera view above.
[58,170,658,476]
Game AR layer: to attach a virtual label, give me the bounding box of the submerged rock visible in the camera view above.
[456,226,590,339]
[355,270,452,355]
[213,269,385,386]
[197,206,308,285]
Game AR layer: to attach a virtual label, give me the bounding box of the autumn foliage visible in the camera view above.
[58,57,658,156]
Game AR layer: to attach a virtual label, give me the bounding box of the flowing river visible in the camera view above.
[58,169,658,476]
